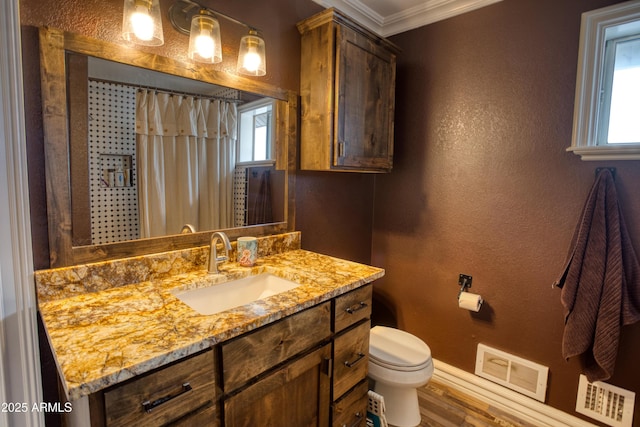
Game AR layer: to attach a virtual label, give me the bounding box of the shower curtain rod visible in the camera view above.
[89,77,244,104]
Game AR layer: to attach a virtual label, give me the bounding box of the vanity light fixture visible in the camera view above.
[188,9,222,63]
[122,0,164,46]
[237,29,266,76]
[167,0,267,76]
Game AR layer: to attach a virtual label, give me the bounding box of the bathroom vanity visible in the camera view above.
[35,19,388,426]
[35,232,383,426]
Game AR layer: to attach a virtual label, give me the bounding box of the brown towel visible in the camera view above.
[553,169,640,382]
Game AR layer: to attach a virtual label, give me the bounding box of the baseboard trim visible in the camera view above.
[432,359,597,427]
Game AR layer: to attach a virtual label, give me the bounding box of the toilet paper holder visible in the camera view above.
[458,274,473,299]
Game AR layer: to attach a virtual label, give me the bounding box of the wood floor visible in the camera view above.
[416,380,539,427]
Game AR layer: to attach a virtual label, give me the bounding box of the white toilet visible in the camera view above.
[368,326,434,427]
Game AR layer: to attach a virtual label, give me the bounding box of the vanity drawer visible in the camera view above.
[334,285,372,332]
[104,349,219,427]
[222,302,332,392]
[332,380,368,427]
[333,320,370,399]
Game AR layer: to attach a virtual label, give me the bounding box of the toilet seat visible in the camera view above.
[369,326,432,371]
[370,355,432,372]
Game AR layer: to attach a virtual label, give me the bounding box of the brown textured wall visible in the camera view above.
[373,0,640,422]
[296,171,375,265]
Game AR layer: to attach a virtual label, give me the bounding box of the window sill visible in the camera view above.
[567,144,640,161]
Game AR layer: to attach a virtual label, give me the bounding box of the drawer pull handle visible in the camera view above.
[342,411,364,427]
[345,302,368,314]
[142,382,192,413]
[344,352,365,368]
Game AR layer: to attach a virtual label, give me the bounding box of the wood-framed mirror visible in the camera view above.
[39,27,297,268]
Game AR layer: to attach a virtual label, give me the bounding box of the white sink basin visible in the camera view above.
[173,273,301,315]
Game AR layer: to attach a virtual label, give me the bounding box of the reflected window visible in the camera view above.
[238,98,274,163]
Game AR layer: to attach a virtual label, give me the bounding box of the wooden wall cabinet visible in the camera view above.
[298,9,398,173]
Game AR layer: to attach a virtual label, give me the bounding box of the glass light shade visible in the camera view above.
[237,30,266,76]
[122,0,164,46]
[188,12,222,64]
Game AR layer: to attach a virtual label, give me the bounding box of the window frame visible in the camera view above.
[569,0,640,160]
[236,98,276,166]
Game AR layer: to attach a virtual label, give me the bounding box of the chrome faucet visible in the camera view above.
[208,231,232,274]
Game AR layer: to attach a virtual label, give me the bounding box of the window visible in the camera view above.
[600,35,640,144]
[569,1,640,160]
[237,98,274,164]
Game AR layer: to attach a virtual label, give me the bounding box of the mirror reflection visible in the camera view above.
[68,55,285,246]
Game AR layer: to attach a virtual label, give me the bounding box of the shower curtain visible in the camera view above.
[136,90,237,238]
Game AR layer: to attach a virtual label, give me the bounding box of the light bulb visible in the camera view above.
[242,50,262,72]
[131,6,154,41]
[188,12,221,63]
[237,30,266,76]
[195,30,214,59]
[122,0,163,46]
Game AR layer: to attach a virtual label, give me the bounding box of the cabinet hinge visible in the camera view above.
[337,142,345,158]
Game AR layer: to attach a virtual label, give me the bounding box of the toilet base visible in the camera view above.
[374,381,421,427]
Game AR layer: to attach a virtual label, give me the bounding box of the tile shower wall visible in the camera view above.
[88,80,139,244]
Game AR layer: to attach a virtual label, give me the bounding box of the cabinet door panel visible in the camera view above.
[224,344,331,427]
[332,380,368,427]
[335,25,395,171]
[333,321,370,398]
[222,302,331,392]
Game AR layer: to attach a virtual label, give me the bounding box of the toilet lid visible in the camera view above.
[369,326,431,368]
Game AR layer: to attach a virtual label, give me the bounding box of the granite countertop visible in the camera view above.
[37,248,384,401]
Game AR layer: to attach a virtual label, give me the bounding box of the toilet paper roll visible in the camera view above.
[458,292,483,312]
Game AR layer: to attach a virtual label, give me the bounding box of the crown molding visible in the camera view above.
[312,0,503,37]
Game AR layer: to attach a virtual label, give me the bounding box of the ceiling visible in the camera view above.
[312,0,503,37]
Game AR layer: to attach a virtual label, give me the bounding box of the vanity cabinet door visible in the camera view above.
[104,349,220,427]
[332,380,368,427]
[224,343,332,427]
[222,302,331,392]
[333,320,370,399]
